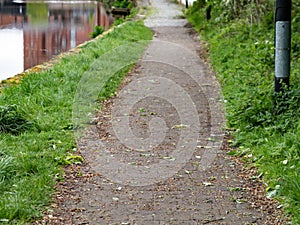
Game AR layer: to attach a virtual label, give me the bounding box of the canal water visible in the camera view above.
[0,0,114,81]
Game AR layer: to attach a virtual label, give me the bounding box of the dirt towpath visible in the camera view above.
[38,0,286,224]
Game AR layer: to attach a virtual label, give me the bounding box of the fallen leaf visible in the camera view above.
[162,156,176,161]
[203,182,213,186]
[112,197,119,201]
[172,124,189,129]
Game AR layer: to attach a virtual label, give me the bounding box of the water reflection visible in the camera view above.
[0,0,113,81]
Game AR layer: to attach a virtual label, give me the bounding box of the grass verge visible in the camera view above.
[0,20,152,224]
[186,1,299,224]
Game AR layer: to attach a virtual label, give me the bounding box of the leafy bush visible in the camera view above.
[90,25,105,38]
[113,0,133,9]
[113,17,125,26]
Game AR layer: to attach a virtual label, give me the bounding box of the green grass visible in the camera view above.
[0,20,152,224]
[186,1,300,224]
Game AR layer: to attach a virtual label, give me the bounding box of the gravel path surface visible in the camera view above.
[37,0,287,224]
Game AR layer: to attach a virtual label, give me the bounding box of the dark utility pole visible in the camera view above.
[185,0,188,9]
[274,0,292,93]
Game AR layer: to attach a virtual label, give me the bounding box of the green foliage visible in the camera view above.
[110,0,139,26]
[0,155,14,185]
[0,20,152,223]
[57,154,84,165]
[187,0,300,223]
[113,0,133,9]
[90,25,105,38]
[0,105,37,135]
[113,17,125,26]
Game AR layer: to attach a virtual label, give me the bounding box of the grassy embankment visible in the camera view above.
[0,21,152,224]
[186,1,299,223]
